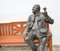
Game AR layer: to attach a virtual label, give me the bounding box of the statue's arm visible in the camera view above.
[23,16,32,37]
[26,16,32,32]
[45,16,54,24]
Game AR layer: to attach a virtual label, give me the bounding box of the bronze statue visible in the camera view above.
[23,4,54,51]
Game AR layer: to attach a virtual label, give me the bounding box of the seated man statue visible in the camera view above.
[23,4,54,51]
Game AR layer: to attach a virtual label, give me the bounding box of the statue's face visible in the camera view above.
[32,5,38,14]
[32,5,40,14]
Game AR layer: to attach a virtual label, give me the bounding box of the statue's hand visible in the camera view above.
[43,7,48,17]
[22,31,28,38]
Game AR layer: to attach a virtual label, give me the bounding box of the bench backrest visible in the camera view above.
[0,22,27,36]
[0,21,50,36]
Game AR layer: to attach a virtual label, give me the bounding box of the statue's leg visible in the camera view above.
[24,35,37,51]
[37,36,47,51]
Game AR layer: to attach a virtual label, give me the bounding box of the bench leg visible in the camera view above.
[48,36,52,51]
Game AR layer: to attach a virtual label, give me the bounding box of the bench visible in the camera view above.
[0,21,52,51]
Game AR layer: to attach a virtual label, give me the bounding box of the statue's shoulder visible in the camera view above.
[28,14,34,19]
[40,12,46,19]
[29,14,34,17]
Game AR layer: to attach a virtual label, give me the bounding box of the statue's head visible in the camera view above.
[32,4,40,14]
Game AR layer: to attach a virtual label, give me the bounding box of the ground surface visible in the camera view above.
[0,45,60,51]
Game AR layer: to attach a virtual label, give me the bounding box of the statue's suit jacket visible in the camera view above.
[26,13,54,34]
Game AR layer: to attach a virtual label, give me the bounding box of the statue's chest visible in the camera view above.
[35,15,46,22]
[31,14,46,23]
